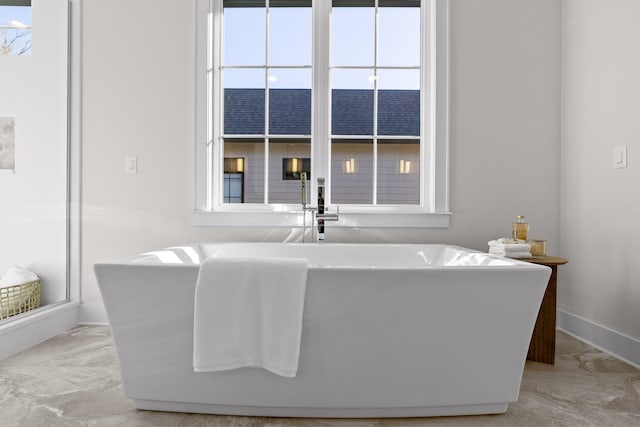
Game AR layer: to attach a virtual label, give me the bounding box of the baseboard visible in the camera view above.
[557,310,640,370]
[0,301,79,361]
[78,303,109,325]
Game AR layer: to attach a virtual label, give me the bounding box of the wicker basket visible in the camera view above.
[0,280,41,320]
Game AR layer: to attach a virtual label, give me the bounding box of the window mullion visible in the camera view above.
[264,0,270,204]
[312,0,331,205]
[264,67,269,204]
[264,137,270,204]
[211,0,222,210]
[372,0,379,205]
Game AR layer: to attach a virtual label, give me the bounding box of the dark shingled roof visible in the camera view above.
[377,90,420,136]
[224,89,265,135]
[224,88,420,137]
[331,89,373,136]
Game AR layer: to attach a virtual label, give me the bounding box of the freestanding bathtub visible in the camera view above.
[94,243,550,418]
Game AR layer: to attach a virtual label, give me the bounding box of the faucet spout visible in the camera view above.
[316,178,339,240]
[300,175,337,243]
[301,172,316,243]
[301,172,308,209]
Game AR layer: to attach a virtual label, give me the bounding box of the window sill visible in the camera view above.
[192,210,451,228]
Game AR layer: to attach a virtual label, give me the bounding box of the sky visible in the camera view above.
[0,5,31,27]
[0,5,32,55]
[222,5,420,90]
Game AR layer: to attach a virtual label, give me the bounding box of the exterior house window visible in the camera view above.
[195,0,449,227]
[282,157,310,181]
[223,157,244,203]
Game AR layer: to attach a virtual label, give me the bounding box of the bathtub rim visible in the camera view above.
[95,242,547,272]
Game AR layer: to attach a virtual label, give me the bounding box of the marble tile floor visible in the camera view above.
[1,326,639,427]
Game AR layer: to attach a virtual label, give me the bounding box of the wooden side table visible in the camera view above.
[522,256,568,365]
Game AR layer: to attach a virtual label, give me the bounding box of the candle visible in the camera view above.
[529,240,547,256]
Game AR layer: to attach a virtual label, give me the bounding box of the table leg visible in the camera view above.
[527,265,557,364]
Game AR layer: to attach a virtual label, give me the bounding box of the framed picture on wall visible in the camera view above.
[0,117,15,172]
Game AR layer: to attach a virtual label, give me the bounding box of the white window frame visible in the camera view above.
[194,0,449,228]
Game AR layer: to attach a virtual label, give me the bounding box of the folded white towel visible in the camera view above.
[488,239,531,253]
[504,252,532,259]
[193,256,308,378]
[489,248,532,258]
[0,266,38,289]
[490,243,532,252]
[490,238,524,244]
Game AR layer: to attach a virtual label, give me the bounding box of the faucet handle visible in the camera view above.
[316,205,339,221]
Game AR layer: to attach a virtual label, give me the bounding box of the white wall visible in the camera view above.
[81,0,561,319]
[561,0,640,358]
[0,0,68,305]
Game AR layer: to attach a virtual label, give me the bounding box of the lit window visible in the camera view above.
[282,157,310,180]
[195,0,449,227]
[223,157,244,203]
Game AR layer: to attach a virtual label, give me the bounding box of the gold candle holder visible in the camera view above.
[528,239,547,256]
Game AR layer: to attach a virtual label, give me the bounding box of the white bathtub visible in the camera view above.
[94,243,550,418]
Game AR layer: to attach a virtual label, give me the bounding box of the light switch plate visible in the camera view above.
[613,146,627,169]
[125,156,137,174]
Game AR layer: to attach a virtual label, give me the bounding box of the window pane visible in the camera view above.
[282,157,310,180]
[331,140,373,204]
[377,69,420,136]
[378,4,420,67]
[376,140,420,204]
[268,3,312,66]
[269,69,311,135]
[268,140,311,204]
[332,69,374,136]
[207,71,213,141]
[0,3,32,56]
[223,139,265,203]
[331,1,374,66]
[223,69,265,135]
[224,172,244,203]
[223,1,265,65]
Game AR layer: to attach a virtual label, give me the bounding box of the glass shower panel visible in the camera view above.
[0,0,69,322]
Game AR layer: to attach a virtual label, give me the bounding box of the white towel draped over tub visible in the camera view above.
[193,256,308,378]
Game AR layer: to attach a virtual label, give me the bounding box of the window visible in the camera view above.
[331,0,420,205]
[282,157,310,180]
[0,1,32,56]
[195,0,449,227]
[223,157,244,203]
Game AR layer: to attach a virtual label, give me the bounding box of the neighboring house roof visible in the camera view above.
[224,88,420,137]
